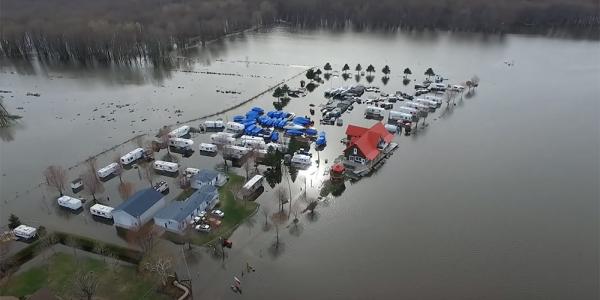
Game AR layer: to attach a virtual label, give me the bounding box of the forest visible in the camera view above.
[1,0,598,64]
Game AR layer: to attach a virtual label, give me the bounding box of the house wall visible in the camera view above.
[112,211,139,229]
[344,145,367,164]
[154,217,186,234]
[139,197,167,224]
[191,177,217,189]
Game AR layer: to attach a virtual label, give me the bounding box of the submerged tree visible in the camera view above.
[43,165,67,196]
[342,64,350,73]
[425,67,435,79]
[8,214,21,229]
[403,67,412,78]
[366,64,375,74]
[355,63,362,74]
[324,62,332,72]
[382,65,391,76]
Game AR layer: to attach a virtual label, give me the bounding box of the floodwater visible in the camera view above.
[1,27,599,299]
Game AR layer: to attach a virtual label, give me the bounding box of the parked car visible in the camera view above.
[211,209,225,218]
[153,181,169,193]
[195,224,211,232]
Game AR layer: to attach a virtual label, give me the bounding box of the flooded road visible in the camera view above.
[1,28,599,299]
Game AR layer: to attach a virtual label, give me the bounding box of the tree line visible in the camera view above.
[1,0,597,64]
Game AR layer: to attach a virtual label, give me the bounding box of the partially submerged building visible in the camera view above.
[343,122,394,169]
[112,188,166,230]
[190,169,227,189]
[153,185,219,234]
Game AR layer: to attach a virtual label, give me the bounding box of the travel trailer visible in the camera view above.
[291,153,312,167]
[424,95,443,105]
[210,132,236,145]
[90,204,114,219]
[404,101,430,116]
[153,161,179,173]
[389,111,417,123]
[184,168,200,177]
[199,143,218,153]
[57,195,83,210]
[224,145,250,159]
[397,106,419,116]
[225,122,245,133]
[168,125,191,138]
[429,83,447,91]
[97,163,119,178]
[13,225,37,240]
[242,175,264,196]
[364,106,386,118]
[414,98,440,109]
[203,120,225,130]
[120,148,145,165]
[169,138,194,149]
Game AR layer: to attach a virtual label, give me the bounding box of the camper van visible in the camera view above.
[184,168,200,177]
[389,111,417,123]
[210,132,236,145]
[199,143,218,153]
[224,145,250,159]
[203,120,225,130]
[242,175,264,196]
[120,148,145,165]
[90,204,114,219]
[13,225,37,240]
[414,98,440,109]
[169,138,194,149]
[153,161,179,173]
[364,106,386,118]
[57,195,83,210]
[97,163,119,178]
[168,125,190,138]
[291,154,312,167]
[225,122,245,133]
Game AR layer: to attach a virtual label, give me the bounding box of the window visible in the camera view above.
[353,148,358,155]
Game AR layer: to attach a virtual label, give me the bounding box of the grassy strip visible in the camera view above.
[0,252,165,299]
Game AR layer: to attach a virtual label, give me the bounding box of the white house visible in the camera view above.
[190,169,227,189]
[153,185,219,234]
[112,188,166,230]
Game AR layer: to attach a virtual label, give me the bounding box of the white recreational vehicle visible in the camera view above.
[424,95,443,105]
[429,83,447,91]
[397,106,419,116]
[199,143,218,153]
[13,225,37,240]
[203,120,225,130]
[365,106,386,118]
[242,175,264,196]
[224,145,251,159]
[210,132,236,145]
[413,98,439,110]
[97,163,119,178]
[57,195,83,210]
[291,154,312,167]
[384,124,399,133]
[90,204,114,219]
[225,122,245,133]
[404,101,430,116]
[153,161,179,173]
[168,125,191,138]
[169,137,194,149]
[184,167,200,177]
[120,148,145,165]
[389,110,417,123]
[238,135,266,149]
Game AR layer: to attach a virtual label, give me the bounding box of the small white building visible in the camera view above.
[13,225,37,240]
[154,185,219,234]
[112,189,166,230]
[190,169,227,189]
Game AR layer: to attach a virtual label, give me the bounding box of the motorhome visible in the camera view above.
[225,122,245,133]
[90,204,114,219]
[97,163,119,178]
[13,225,37,240]
[168,125,191,138]
[153,161,179,173]
[224,145,250,159]
[414,98,440,109]
[291,153,312,167]
[120,148,145,165]
[169,138,194,149]
[238,135,266,149]
[389,110,417,123]
[210,132,236,145]
[184,168,200,177]
[199,143,218,153]
[203,120,225,130]
[364,106,386,118]
[57,195,83,210]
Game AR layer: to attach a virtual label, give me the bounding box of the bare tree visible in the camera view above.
[158,125,172,155]
[93,242,108,262]
[260,205,271,229]
[471,75,480,89]
[274,186,287,213]
[74,269,99,300]
[126,226,158,254]
[0,240,12,275]
[113,153,124,183]
[134,135,145,148]
[142,162,155,187]
[43,165,67,196]
[118,181,134,200]
[81,171,103,202]
[105,251,121,276]
[445,89,458,106]
[144,255,172,286]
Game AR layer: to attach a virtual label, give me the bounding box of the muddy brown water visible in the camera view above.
[1,27,598,299]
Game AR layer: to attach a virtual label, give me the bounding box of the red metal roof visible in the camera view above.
[345,122,393,161]
[345,124,368,138]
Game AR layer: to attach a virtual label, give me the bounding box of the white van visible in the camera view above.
[389,111,417,123]
[225,122,245,133]
[199,143,218,153]
[97,162,119,178]
[169,138,194,149]
[90,204,114,219]
[364,106,385,118]
[57,195,83,210]
[153,161,179,173]
[168,125,190,138]
[184,168,200,177]
[120,148,145,165]
[13,225,37,240]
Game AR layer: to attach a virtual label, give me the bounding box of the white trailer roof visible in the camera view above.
[90,204,114,214]
[13,225,37,235]
[243,175,264,190]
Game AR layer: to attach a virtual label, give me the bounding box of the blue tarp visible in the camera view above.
[286,129,304,136]
[233,115,245,123]
[316,131,327,146]
[293,116,311,126]
[251,107,264,114]
[271,131,279,142]
[305,128,318,136]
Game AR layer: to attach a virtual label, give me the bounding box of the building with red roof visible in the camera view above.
[343,122,394,166]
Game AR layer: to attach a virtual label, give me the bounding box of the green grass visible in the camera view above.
[0,252,167,300]
[190,174,258,245]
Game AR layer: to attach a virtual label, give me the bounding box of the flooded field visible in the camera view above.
[1,27,598,299]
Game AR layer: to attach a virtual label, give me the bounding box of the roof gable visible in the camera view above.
[345,124,368,138]
[192,169,219,183]
[114,188,163,217]
[345,122,393,161]
[155,185,218,222]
